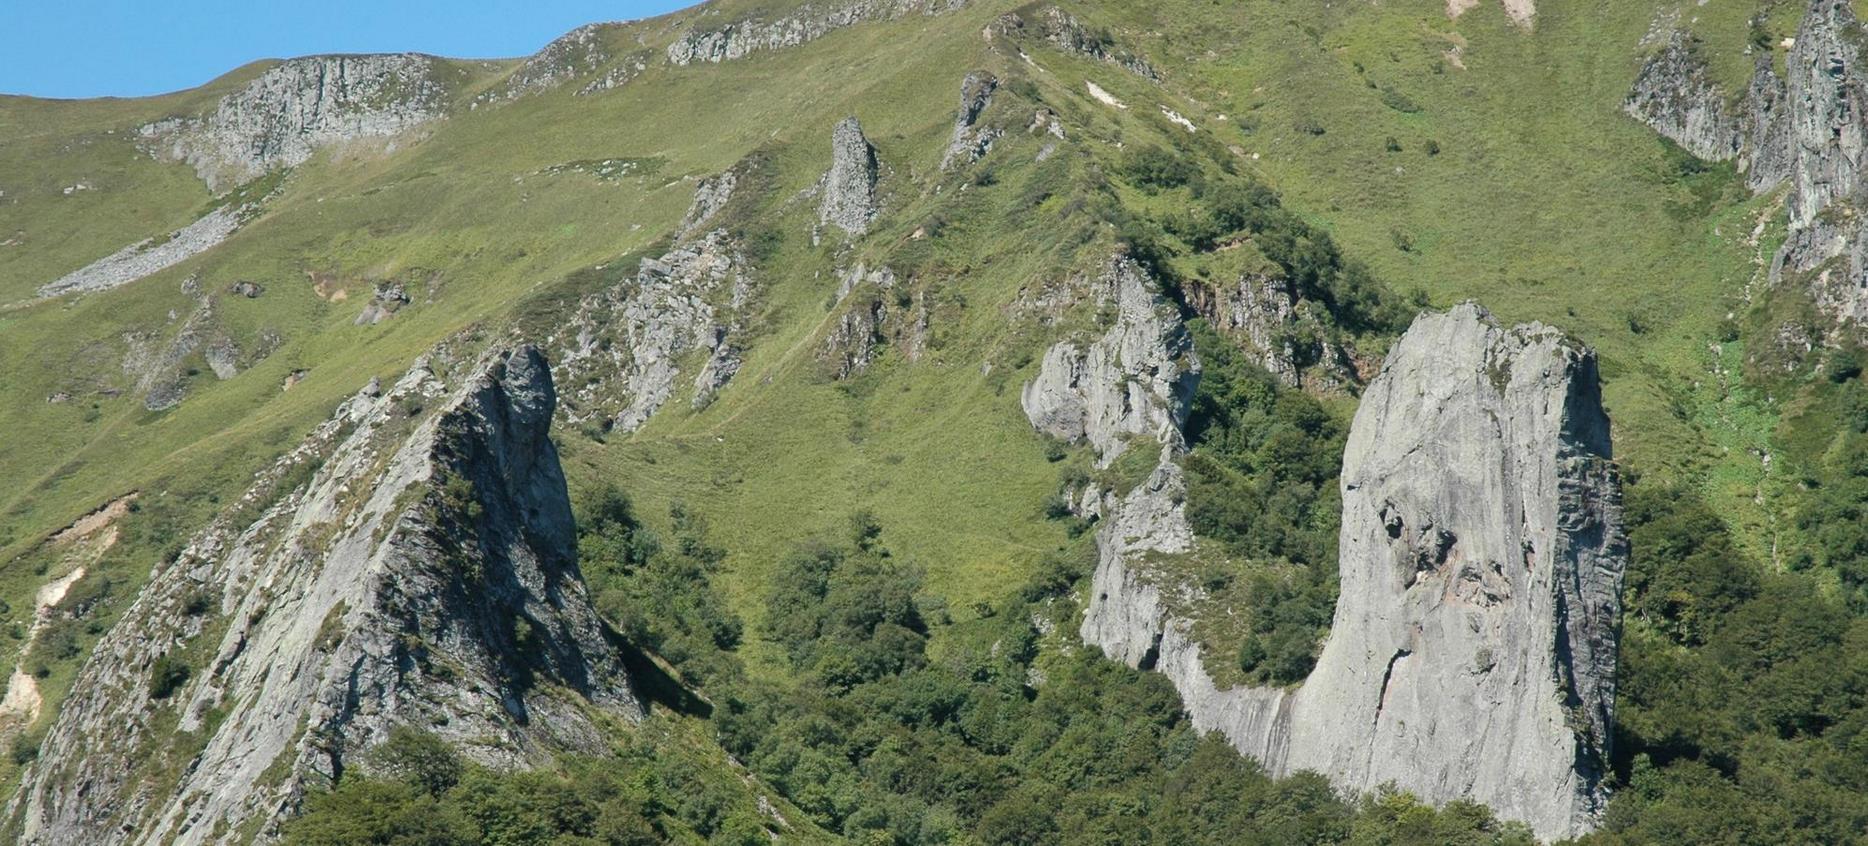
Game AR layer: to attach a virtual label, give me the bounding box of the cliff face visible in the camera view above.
[1622,31,1746,162]
[140,54,450,192]
[1626,0,1868,328]
[1021,255,1199,467]
[1065,304,1626,841]
[8,347,640,845]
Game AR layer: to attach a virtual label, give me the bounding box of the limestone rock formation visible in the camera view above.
[819,117,880,237]
[7,347,641,845]
[121,289,247,411]
[502,23,614,98]
[1071,304,1626,841]
[354,281,412,325]
[1181,270,1359,390]
[664,0,969,66]
[988,7,1160,81]
[1625,1,1868,328]
[678,170,739,239]
[552,230,752,431]
[941,72,1001,170]
[140,54,450,192]
[1623,31,1746,162]
[1021,255,1198,466]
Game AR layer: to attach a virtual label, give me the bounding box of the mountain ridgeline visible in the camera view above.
[2,0,1867,843]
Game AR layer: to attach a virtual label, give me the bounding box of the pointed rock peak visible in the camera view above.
[942,72,1002,170]
[820,117,880,237]
[8,345,642,845]
[1079,304,1626,841]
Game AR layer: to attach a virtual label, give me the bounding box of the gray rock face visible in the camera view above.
[1073,304,1626,841]
[1021,256,1198,466]
[1775,0,1868,326]
[37,204,249,299]
[552,230,751,431]
[1743,53,1793,192]
[1625,1,1868,328]
[8,347,640,845]
[941,72,1001,170]
[140,54,449,192]
[1181,270,1359,390]
[819,117,880,237]
[989,7,1160,81]
[1623,31,1746,162]
[502,23,614,98]
[664,0,969,66]
[821,264,936,377]
[1784,0,1868,228]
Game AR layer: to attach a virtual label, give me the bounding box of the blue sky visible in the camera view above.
[1,1,696,99]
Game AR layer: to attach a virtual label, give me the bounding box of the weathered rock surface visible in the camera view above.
[121,288,247,411]
[552,229,752,431]
[37,205,249,299]
[1623,31,1746,162]
[1625,1,1868,328]
[941,72,1001,170]
[1021,255,1198,466]
[665,0,969,66]
[140,54,449,192]
[503,23,614,97]
[7,346,641,845]
[989,7,1160,80]
[1073,304,1626,841]
[1181,270,1358,390]
[822,264,926,378]
[354,281,412,325]
[819,117,880,237]
[679,170,739,239]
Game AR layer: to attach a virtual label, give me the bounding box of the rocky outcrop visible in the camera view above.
[1073,304,1626,841]
[679,170,739,239]
[140,54,449,192]
[354,281,412,325]
[1623,31,1746,162]
[819,117,880,237]
[1182,270,1359,390]
[1742,53,1793,192]
[1625,2,1868,329]
[121,286,248,411]
[554,231,750,432]
[1021,256,1198,466]
[502,23,614,98]
[941,72,1001,170]
[37,204,250,299]
[821,264,929,377]
[7,347,641,845]
[664,0,969,66]
[988,7,1160,81]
